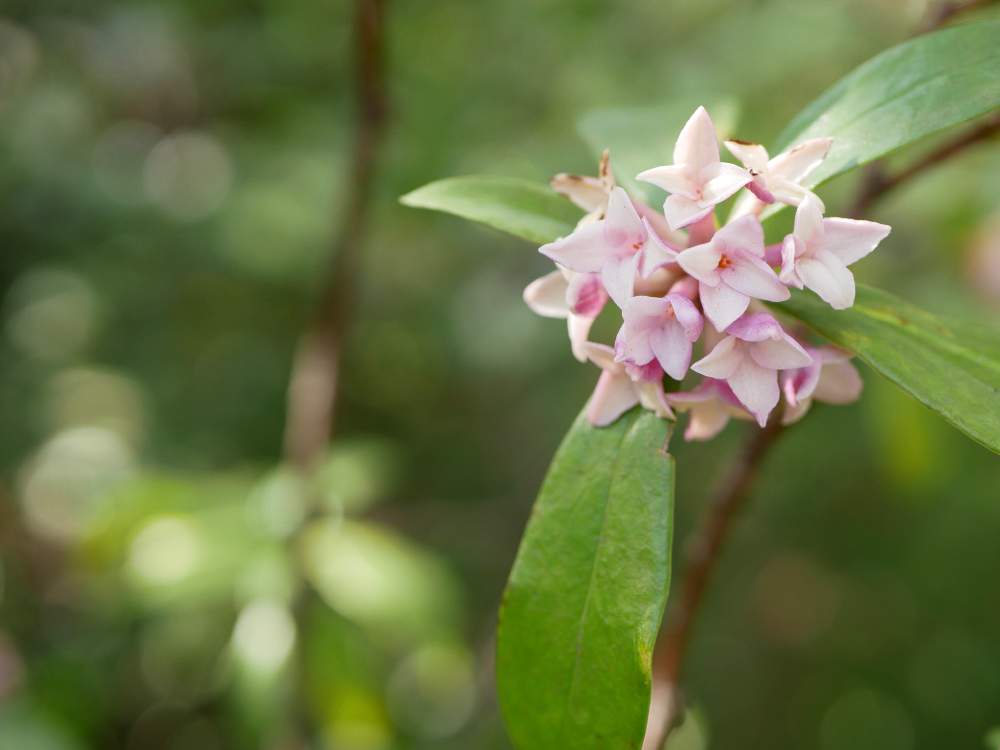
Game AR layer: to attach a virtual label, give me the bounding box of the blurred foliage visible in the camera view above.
[0,1,998,749]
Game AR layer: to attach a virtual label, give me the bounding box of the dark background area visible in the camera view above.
[0,1,999,749]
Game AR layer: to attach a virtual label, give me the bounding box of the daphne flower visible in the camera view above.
[781,346,863,424]
[523,267,608,362]
[780,193,891,309]
[636,106,751,230]
[582,343,673,426]
[540,186,668,307]
[724,137,832,206]
[614,293,703,380]
[691,312,812,426]
[667,378,752,441]
[676,214,790,331]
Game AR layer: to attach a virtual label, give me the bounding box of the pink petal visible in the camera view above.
[673,106,720,172]
[649,322,693,380]
[768,138,832,183]
[792,192,825,248]
[819,217,891,266]
[523,270,570,318]
[781,398,812,425]
[700,281,749,331]
[664,193,712,230]
[747,179,776,204]
[639,218,679,277]
[582,341,620,372]
[636,379,675,420]
[601,251,641,308]
[781,359,822,405]
[723,140,769,173]
[764,242,784,267]
[635,164,697,199]
[691,335,743,379]
[748,335,812,370]
[797,249,856,309]
[726,312,784,342]
[622,294,671,323]
[683,399,732,441]
[586,370,639,427]
[728,358,780,427]
[539,221,610,273]
[699,162,752,206]
[603,187,647,251]
[567,272,607,317]
[721,250,791,302]
[779,235,804,288]
[676,242,722,285]
[667,292,704,341]
[813,360,863,404]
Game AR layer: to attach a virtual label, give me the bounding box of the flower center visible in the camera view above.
[718,254,732,269]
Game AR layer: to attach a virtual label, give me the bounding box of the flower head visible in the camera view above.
[523,266,608,362]
[725,137,832,208]
[637,106,751,230]
[691,312,812,426]
[583,342,673,426]
[667,378,752,441]
[615,291,703,380]
[781,345,863,424]
[780,193,891,309]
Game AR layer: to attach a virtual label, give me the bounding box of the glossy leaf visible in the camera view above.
[775,284,1000,454]
[578,98,739,206]
[773,18,1000,194]
[497,409,674,749]
[400,175,581,244]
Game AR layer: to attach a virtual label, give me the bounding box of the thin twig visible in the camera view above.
[643,417,786,750]
[919,0,997,33]
[283,0,389,472]
[850,112,1000,218]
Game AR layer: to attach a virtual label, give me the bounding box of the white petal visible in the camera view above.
[674,106,720,171]
[539,222,610,273]
[550,173,608,213]
[635,164,697,198]
[781,398,813,425]
[676,242,722,285]
[768,176,812,207]
[797,249,856,309]
[748,335,812,370]
[649,323,693,380]
[724,140,770,173]
[568,314,594,362]
[768,138,832,183]
[691,335,743,379]
[636,379,675,420]
[601,252,641,308]
[586,370,640,426]
[792,192,825,248]
[813,360,863,404]
[715,214,765,257]
[820,217,891,266]
[779,235,804,288]
[699,162,752,206]
[664,193,712,230]
[523,270,570,318]
[728,358,780,427]
[721,250,790,302]
[582,341,620,372]
[639,218,679,277]
[700,282,750,331]
[604,187,646,250]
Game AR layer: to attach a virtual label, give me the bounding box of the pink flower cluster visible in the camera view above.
[524,107,889,439]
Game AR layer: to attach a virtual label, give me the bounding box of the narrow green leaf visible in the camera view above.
[400,175,580,244]
[497,409,674,750]
[578,98,740,206]
[774,285,1000,454]
[774,19,1000,194]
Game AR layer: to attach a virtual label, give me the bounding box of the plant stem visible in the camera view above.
[283,0,389,473]
[643,417,786,750]
[850,112,1000,218]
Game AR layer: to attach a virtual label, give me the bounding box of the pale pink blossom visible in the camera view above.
[523,266,608,362]
[691,312,812,426]
[780,193,891,309]
[676,215,790,331]
[667,378,752,441]
[636,106,751,230]
[550,149,615,224]
[540,186,672,307]
[725,137,832,207]
[582,343,673,426]
[781,346,863,424]
[614,293,704,380]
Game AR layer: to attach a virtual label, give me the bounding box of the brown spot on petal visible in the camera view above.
[729,138,757,146]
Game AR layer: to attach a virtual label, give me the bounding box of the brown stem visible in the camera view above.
[850,112,1000,218]
[643,417,786,750]
[283,0,389,472]
[919,0,998,33]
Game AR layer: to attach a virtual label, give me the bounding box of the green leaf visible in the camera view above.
[775,284,1000,454]
[578,98,740,206]
[400,175,581,244]
[497,409,674,749]
[773,18,1000,195]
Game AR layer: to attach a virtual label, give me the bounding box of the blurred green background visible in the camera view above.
[1,1,999,749]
